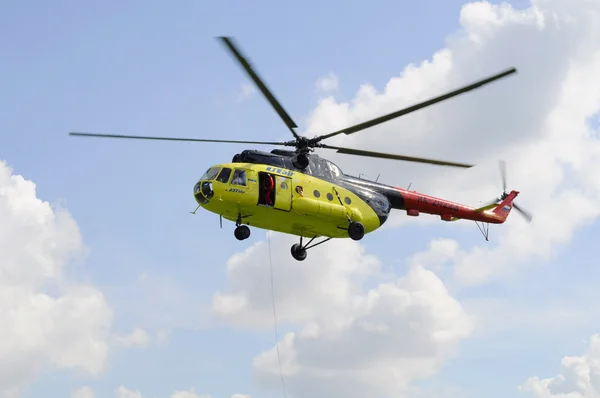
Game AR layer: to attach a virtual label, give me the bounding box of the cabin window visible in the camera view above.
[281,181,288,190]
[313,190,321,198]
[231,169,247,186]
[345,197,352,205]
[201,167,220,181]
[326,193,334,201]
[216,167,232,183]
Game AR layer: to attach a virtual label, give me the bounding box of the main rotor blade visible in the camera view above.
[69,132,291,146]
[218,36,300,140]
[499,159,507,192]
[320,144,474,168]
[313,67,517,142]
[513,202,533,223]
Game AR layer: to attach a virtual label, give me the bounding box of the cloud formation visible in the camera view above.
[315,72,339,93]
[520,333,600,397]
[0,160,113,397]
[71,386,95,398]
[237,82,256,102]
[213,233,473,397]
[114,386,248,398]
[112,328,151,348]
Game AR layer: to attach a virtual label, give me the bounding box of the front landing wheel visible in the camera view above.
[348,221,365,241]
[290,243,307,261]
[234,225,251,240]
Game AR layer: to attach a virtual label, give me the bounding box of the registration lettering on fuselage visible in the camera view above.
[228,188,246,194]
[265,166,294,177]
[418,195,459,212]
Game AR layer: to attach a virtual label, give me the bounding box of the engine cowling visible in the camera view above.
[406,209,419,217]
[292,153,309,169]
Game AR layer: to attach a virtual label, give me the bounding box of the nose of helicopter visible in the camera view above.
[193,180,214,205]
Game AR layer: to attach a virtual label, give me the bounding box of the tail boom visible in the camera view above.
[391,188,520,224]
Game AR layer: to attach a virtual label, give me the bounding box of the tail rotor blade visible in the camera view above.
[480,198,501,208]
[513,202,533,223]
[499,159,507,192]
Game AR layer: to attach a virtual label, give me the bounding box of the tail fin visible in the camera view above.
[492,190,519,222]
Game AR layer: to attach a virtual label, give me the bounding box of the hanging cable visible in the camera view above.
[268,233,288,398]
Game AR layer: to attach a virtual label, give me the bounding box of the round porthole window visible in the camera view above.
[326,193,334,201]
[344,197,351,205]
[313,190,321,198]
[281,182,288,190]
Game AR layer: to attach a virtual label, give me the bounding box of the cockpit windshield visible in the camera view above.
[200,167,221,181]
[319,158,342,178]
[327,160,342,177]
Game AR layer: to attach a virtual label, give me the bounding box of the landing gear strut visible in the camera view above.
[290,236,332,261]
[331,187,365,241]
[234,214,251,241]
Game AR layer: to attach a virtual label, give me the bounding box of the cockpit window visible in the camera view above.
[201,167,221,181]
[231,169,247,186]
[216,167,232,183]
[324,159,342,177]
[330,163,342,177]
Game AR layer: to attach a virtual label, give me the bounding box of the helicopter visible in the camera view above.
[69,36,532,261]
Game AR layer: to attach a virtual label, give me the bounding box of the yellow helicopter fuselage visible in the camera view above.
[193,162,382,238]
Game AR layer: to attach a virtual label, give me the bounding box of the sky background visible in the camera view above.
[2,0,600,397]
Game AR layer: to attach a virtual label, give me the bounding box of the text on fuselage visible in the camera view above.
[417,196,459,211]
[266,167,294,177]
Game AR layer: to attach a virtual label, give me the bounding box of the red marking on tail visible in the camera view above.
[492,190,519,222]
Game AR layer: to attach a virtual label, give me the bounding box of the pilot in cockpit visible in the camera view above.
[231,170,246,185]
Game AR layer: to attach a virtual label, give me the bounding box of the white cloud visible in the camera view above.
[315,72,339,93]
[301,0,600,286]
[520,333,600,397]
[170,390,211,398]
[0,160,113,397]
[212,232,381,329]
[72,386,95,398]
[212,232,473,397]
[115,386,244,398]
[116,386,143,398]
[112,328,150,348]
[237,82,256,102]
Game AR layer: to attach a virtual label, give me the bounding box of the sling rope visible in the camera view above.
[267,232,288,398]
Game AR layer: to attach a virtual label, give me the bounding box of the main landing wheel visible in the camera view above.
[348,221,365,241]
[290,243,307,261]
[234,225,251,241]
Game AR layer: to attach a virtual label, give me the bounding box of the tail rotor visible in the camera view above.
[481,160,533,223]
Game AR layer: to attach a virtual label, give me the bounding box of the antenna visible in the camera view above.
[407,182,412,190]
[376,173,380,182]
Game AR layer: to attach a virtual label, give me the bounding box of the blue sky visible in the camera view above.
[3,0,600,397]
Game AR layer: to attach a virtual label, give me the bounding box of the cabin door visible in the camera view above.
[273,175,292,211]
